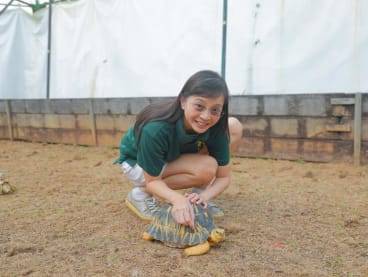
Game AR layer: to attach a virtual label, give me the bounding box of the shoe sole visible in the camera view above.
[212,213,224,218]
[125,198,153,221]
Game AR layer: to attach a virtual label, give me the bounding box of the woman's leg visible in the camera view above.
[162,154,218,190]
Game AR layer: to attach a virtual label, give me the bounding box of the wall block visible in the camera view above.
[0,94,367,164]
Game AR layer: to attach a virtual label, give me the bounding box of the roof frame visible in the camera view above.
[0,0,67,15]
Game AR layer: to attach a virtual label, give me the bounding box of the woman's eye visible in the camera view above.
[211,108,222,116]
[194,104,205,111]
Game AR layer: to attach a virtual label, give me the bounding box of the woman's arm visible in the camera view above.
[143,172,195,229]
[199,164,231,202]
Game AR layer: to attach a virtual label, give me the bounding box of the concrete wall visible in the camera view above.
[231,94,368,164]
[0,94,367,164]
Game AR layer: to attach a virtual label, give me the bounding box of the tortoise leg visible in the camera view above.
[184,241,210,256]
[142,232,154,241]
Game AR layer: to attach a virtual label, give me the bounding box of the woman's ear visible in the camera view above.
[180,96,185,110]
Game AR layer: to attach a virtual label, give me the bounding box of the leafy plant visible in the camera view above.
[328,258,342,269]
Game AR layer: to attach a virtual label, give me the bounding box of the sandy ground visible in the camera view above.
[0,140,367,277]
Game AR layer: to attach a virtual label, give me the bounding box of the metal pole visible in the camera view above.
[0,0,15,16]
[221,0,228,79]
[46,0,53,99]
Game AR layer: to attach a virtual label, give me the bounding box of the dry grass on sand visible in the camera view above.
[1,140,368,276]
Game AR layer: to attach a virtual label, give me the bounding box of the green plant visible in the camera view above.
[295,158,305,164]
[290,242,298,250]
[328,258,342,269]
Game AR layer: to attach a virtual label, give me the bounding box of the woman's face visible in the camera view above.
[180,94,225,134]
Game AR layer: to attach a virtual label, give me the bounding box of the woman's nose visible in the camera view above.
[200,109,212,120]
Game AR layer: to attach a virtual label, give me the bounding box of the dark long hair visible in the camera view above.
[133,70,229,143]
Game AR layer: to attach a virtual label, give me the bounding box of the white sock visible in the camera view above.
[131,187,149,200]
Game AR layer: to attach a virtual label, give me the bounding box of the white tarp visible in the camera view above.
[227,0,368,94]
[0,8,48,98]
[0,0,367,99]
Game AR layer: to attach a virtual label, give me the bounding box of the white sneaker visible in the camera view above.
[207,200,224,218]
[125,191,160,221]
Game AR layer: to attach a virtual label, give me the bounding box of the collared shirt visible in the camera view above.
[115,117,229,176]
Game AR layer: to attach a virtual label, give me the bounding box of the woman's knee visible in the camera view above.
[163,154,217,185]
[228,117,243,154]
[192,156,218,184]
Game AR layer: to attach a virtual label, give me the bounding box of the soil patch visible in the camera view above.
[1,140,367,276]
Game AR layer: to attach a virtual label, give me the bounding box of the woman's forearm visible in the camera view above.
[145,179,185,205]
[201,175,231,201]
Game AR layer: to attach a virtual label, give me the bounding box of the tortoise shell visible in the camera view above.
[144,203,216,248]
[0,179,16,195]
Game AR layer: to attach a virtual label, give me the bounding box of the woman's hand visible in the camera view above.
[171,196,195,229]
[184,192,208,208]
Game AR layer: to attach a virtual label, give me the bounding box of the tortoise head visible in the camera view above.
[208,228,225,244]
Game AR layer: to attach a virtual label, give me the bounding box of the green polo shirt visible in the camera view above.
[115,117,229,176]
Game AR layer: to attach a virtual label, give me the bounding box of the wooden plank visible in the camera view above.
[331,105,352,116]
[326,124,351,132]
[5,100,13,140]
[89,99,97,146]
[331,98,355,105]
[354,93,362,165]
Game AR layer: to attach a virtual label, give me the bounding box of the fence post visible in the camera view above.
[89,99,97,146]
[5,100,13,141]
[354,93,362,165]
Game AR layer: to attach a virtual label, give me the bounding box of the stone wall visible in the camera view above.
[0,94,367,164]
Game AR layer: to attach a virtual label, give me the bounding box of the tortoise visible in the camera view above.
[142,203,225,256]
[0,173,16,195]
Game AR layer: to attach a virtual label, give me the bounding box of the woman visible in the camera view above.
[115,70,243,229]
